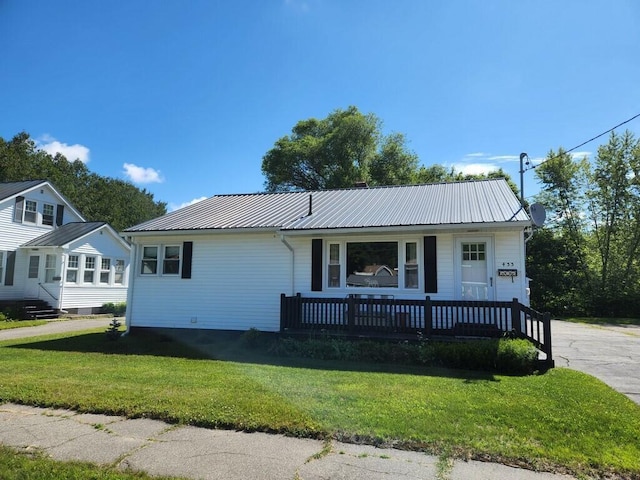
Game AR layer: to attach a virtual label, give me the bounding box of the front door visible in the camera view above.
[25,254,41,298]
[456,237,494,300]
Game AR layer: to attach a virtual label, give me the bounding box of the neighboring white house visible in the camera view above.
[123,179,532,333]
[0,180,130,315]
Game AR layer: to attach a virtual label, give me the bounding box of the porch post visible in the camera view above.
[511,298,522,335]
[347,294,355,332]
[424,296,432,337]
[543,312,554,367]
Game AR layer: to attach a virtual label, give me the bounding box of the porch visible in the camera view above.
[280,294,553,367]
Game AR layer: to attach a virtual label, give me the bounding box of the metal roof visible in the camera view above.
[22,222,106,247]
[0,180,46,202]
[124,179,531,233]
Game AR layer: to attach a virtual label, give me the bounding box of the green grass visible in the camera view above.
[0,320,48,330]
[1,329,639,479]
[0,445,183,480]
[561,316,640,325]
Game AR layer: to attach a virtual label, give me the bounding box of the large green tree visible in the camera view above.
[0,132,166,231]
[261,106,421,191]
[530,131,640,316]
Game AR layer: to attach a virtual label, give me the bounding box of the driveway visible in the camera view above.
[551,320,640,404]
[0,317,116,341]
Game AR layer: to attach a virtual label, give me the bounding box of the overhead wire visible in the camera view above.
[527,111,640,172]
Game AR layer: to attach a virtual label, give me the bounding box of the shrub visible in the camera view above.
[105,318,122,341]
[240,328,263,348]
[269,336,539,375]
[0,312,7,322]
[102,302,126,316]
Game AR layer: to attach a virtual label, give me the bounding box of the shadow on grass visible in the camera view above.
[5,328,500,382]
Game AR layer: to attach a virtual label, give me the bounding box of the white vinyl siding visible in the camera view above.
[129,233,291,332]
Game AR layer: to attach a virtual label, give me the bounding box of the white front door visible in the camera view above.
[25,254,41,298]
[456,237,494,300]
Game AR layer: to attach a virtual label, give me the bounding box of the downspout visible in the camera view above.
[122,238,137,336]
[280,233,295,296]
[58,252,67,313]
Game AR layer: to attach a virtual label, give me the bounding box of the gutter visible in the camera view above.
[280,234,295,295]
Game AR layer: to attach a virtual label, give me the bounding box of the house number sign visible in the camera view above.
[498,269,518,277]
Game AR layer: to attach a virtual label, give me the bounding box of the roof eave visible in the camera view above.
[123,226,282,238]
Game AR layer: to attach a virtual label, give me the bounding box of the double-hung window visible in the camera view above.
[84,256,95,283]
[24,200,37,223]
[114,259,125,284]
[141,247,158,274]
[100,258,111,283]
[42,204,55,226]
[67,255,79,283]
[163,246,180,275]
[45,255,56,283]
[327,243,340,288]
[404,242,419,289]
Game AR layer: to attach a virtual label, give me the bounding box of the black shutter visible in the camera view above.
[56,205,64,226]
[311,238,323,291]
[181,241,193,279]
[4,251,16,286]
[424,236,437,293]
[14,196,24,223]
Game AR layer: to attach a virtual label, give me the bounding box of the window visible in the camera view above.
[42,204,55,226]
[462,243,485,261]
[100,258,111,283]
[114,259,125,284]
[24,200,37,223]
[327,243,340,288]
[84,256,95,283]
[28,256,39,279]
[346,241,398,288]
[163,246,180,274]
[404,242,418,289]
[141,246,158,274]
[67,255,79,283]
[45,254,56,283]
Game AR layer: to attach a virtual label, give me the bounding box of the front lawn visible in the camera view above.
[1,330,639,479]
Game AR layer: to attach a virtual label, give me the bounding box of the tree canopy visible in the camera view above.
[528,130,640,317]
[0,132,167,231]
[261,106,422,191]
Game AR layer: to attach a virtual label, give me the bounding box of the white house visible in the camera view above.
[123,179,532,333]
[0,180,130,316]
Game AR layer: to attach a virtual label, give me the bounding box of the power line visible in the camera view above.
[528,111,640,171]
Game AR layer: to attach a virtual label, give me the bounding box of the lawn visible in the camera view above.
[0,320,48,330]
[1,329,639,479]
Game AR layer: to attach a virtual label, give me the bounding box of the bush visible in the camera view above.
[269,336,539,375]
[0,312,7,322]
[105,318,122,341]
[102,302,126,316]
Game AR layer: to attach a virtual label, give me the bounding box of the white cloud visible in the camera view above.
[37,135,90,163]
[452,163,499,176]
[123,163,164,184]
[168,196,207,212]
[488,155,519,162]
[465,152,487,158]
[569,151,591,160]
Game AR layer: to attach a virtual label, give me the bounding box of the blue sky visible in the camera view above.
[1,1,639,211]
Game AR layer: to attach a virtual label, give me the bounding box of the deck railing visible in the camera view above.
[280,294,553,367]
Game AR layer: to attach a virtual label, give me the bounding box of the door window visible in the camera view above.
[461,242,488,300]
[28,256,40,279]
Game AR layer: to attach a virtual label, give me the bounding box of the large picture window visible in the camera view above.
[346,241,398,288]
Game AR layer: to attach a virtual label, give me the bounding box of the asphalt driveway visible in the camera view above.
[551,320,640,404]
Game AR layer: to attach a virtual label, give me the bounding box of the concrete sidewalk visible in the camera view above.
[0,403,576,480]
[0,317,116,341]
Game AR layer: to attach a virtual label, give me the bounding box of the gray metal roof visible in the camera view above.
[124,179,530,233]
[0,180,46,202]
[22,222,106,247]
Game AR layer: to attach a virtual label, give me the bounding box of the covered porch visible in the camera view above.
[280,294,553,367]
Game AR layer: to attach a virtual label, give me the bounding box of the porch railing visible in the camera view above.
[280,294,553,367]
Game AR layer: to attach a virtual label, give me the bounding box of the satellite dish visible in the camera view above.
[529,203,546,227]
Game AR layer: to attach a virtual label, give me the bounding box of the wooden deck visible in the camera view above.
[280,294,553,367]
